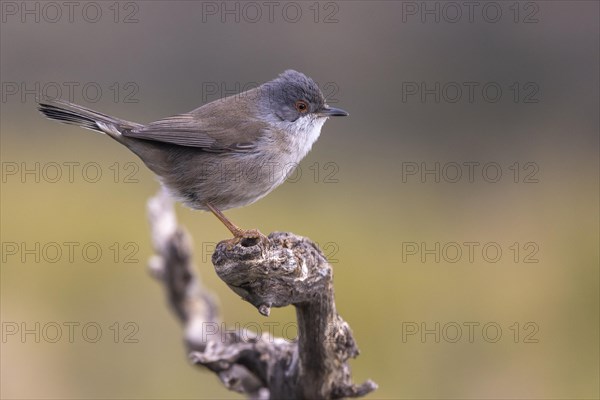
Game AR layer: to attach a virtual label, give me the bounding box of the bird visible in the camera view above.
[38,70,348,241]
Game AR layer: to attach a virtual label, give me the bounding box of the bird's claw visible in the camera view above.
[229,228,270,248]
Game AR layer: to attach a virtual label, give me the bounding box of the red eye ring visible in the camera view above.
[295,100,309,113]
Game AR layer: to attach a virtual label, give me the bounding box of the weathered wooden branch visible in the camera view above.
[147,189,377,399]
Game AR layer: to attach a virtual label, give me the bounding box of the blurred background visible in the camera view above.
[1,1,598,399]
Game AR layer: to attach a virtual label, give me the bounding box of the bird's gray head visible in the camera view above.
[258,70,348,123]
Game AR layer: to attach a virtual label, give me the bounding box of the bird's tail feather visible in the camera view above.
[37,98,143,140]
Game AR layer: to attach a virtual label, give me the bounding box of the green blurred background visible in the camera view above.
[1,1,598,399]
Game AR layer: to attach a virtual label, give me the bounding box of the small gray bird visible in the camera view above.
[38,70,348,240]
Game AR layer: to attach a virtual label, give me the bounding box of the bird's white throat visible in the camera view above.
[275,115,327,162]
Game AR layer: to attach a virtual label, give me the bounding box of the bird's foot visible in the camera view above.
[228,228,270,248]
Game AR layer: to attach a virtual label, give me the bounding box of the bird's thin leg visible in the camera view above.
[205,203,268,244]
[206,202,245,236]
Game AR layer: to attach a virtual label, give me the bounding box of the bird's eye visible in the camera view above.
[295,100,309,113]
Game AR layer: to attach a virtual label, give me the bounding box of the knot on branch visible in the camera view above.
[212,232,332,316]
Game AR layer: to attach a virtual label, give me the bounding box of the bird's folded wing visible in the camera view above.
[124,112,266,152]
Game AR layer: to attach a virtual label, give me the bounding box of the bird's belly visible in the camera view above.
[164,151,294,211]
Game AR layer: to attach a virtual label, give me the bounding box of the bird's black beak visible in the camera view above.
[319,105,349,117]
